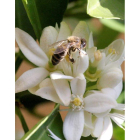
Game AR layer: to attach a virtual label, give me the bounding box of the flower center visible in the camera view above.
[70,94,84,111]
[94,50,102,61]
[73,98,81,106]
[108,48,116,54]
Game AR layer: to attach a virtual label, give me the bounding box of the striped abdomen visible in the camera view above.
[52,51,66,65]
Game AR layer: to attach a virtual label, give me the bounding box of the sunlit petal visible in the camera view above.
[15,28,48,67]
[63,110,84,140]
[15,68,49,93]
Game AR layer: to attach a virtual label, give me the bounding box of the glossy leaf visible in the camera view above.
[21,104,65,140]
[15,0,36,39]
[35,0,69,29]
[22,0,42,40]
[87,0,125,20]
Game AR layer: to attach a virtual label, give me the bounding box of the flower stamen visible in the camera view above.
[94,50,102,61]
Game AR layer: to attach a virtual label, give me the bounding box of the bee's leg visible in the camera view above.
[68,49,75,63]
[77,48,87,55]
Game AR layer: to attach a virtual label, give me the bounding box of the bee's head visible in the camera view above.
[80,38,86,49]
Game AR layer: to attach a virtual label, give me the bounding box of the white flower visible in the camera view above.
[35,72,117,140]
[82,88,125,140]
[15,21,89,94]
[85,38,125,88]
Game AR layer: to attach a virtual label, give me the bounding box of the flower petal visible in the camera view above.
[39,78,53,88]
[63,110,84,140]
[35,87,62,104]
[73,50,89,77]
[84,111,93,129]
[104,39,125,66]
[15,68,49,93]
[88,32,94,48]
[114,81,123,99]
[70,75,86,96]
[86,47,97,59]
[92,117,103,137]
[82,126,91,137]
[28,85,39,94]
[114,104,125,110]
[110,113,125,130]
[40,26,58,53]
[50,71,73,80]
[97,68,123,89]
[15,28,48,67]
[84,93,117,113]
[51,77,71,106]
[56,22,71,42]
[98,117,113,140]
[72,21,90,45]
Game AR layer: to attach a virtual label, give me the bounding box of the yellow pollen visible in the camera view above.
[49,48,56,56]
[108,48,116,54]
[94,50,102,61]
[65,54,70,62]
[73,98,81,106]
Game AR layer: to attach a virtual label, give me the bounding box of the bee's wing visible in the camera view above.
[49,40,70,54]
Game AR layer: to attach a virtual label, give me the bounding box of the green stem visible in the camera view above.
[15,56,23,73]
[86,84,97,91]
[16,105,29,133]
[22,0,42,40]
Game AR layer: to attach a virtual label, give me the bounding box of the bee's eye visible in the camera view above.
[81,39,86,48]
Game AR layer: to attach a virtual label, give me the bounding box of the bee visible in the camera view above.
[49,36,86,65]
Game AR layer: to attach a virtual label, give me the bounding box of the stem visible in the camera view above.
[86,84,97,91]
[15,56,23,73]
[15,105,29,133]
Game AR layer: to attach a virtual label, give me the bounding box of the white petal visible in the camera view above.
[98,117,113,140]
[114,81,123,99]
[97,68,123,89]
[84,93,117,113]
[70,76,86,96]
[82,126,91,137]
[110,113,125,130]
[50,71,73,80]
[35,87,62,104]
[56,22,71,42]
[28,85,39,94]
[101,88,117,99]
[86,47,97,59]
[47,129,62,140]
[94,109,111,118]
[114,104,125,110]
[39,78,53,88]
[73,50,89,77]
[92,117,103,137]
[88,32,94,48]
[105,39,125,65]
[15,28,48,67]
[84,111,93,129]
[15,68,49,93]
[40,26,58,53]
[63,110,84,140]
[60,59,73,76]
[72,21,90,45]
[51,78,71,106]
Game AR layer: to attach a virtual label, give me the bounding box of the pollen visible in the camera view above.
[65,54,70,62]
[73,98,82,106]
[48,48,56,56]
[94,50,102,61]
[108,48,116,54]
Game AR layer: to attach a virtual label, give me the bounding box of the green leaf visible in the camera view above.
[100,19,125,33]
[87,0,125,20]
[35,0,69,28]
[21,104,65,140]
[15,0,36,39]
[117,91,125,103]
[113,125,125,140]
[22,0,42,40]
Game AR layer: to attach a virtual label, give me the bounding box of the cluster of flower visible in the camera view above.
[15,21,125,140]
